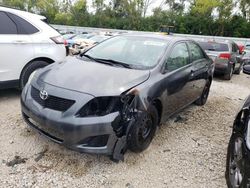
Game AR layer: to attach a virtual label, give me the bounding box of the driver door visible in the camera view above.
[161,42,194,120]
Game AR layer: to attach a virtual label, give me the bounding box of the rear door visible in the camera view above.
[161,42,194,119]
[188,42,210,99]
[0,11,34,82]
[232,42,244,70]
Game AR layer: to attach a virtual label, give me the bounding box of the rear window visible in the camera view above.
[0,12,17,34]
[7,13,39,34]
[198,42,229,52]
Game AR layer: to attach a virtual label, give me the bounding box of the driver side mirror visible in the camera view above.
[243,65,250,75]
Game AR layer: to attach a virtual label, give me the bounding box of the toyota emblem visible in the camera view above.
[40,90,48,100]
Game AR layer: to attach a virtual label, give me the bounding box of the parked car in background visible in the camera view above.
[62,33,76,40]
[69,35,111,55]
[62,34,76,55]
[225,64,250,188]
[66,33,96,48]
[243,43,250,65]
[198,40,244,80]
[21,34,214,161]
[0,6,66,89]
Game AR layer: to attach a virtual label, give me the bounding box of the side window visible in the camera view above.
[232,43,238,53]
[188,42,205,62]
[0,12,17,34]
[8,13,39,34]
[166,43,190,71]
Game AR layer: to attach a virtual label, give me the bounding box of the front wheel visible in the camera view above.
[20,61,49,89]
[127,105,159,153]
[226,133,247,188]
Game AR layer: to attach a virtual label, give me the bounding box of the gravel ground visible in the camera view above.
[0,73,250,188]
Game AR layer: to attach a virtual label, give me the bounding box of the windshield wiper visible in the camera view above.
[95,58,133,69]
[81,54,114,66]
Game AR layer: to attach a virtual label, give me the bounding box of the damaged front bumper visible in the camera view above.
[21,83,139,161]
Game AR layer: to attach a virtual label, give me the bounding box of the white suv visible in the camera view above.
[0,6,66,89]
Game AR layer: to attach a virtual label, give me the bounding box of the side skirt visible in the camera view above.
[0,80,19,89]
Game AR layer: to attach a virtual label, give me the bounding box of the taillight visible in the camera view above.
[64,40,68,46]
[219,53,231,60]
[50,36,64,44]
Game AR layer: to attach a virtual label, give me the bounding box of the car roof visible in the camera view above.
[0,6,46,20]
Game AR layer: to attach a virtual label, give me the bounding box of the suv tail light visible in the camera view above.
[219,53,231,60]
[64,40,68,46]
[50,36,65,44]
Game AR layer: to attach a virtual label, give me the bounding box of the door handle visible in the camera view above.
[12,40,28,44]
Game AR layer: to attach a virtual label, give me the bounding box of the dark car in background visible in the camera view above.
[243,43,250,65]
[225,64,250,188]
[198,40,244,80]
[21,34,214,161]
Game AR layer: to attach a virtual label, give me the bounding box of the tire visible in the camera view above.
[127,105,159,153]
[234,64,242,75]
[195,80,211,106]
[20,61,49,89]
[224,64,234,80]
[226,133,248,188]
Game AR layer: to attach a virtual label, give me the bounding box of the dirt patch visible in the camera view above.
[6,156,28,167]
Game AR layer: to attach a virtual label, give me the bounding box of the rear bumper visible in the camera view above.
[214,61,229,74]
[21,84,121,155]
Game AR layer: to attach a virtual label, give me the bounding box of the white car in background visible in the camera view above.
[0,6,66,89]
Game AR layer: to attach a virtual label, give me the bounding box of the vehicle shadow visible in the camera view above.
[0,89,21,99]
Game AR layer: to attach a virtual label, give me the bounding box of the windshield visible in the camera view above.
[198,42,229,52]
[84,36,168,69]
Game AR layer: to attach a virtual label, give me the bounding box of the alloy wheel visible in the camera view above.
[229,137,245,188]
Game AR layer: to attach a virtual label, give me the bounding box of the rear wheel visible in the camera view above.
[127,105,159,152]
[224,64,234,80]
[234,64,242,75]
[195,80,211,106]
[20,61,49,89]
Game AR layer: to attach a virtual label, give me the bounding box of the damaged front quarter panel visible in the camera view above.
[111,89,148,161]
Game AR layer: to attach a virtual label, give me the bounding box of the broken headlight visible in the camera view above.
[76,97,123,117]
[76,94,137,118]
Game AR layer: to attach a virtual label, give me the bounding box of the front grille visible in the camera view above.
[31,86,75,112]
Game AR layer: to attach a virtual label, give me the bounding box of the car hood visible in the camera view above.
[36,57,150,96]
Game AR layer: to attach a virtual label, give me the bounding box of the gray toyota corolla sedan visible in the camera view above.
[21,34,214,161]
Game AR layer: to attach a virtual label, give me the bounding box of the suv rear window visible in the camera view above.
[0,12,17,34]
[7,13,39,34]
[198,42,229,52]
